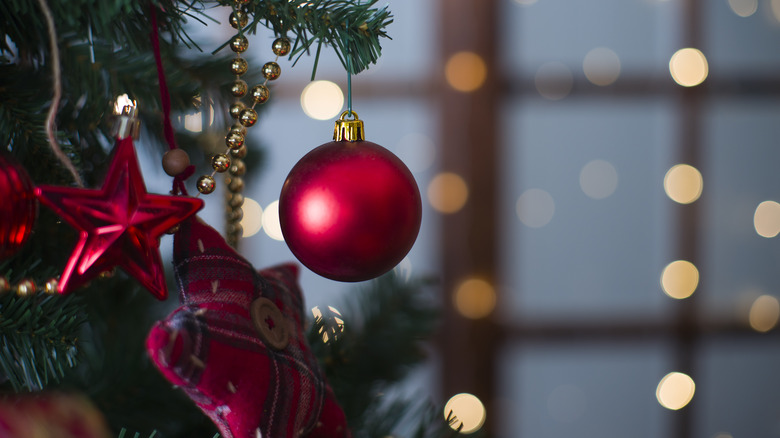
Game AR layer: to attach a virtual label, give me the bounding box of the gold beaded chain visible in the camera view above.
[0,276,59,297]
[196,1,291,247]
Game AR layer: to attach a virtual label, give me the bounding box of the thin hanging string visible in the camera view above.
[149,3,194,196]
[36,0,85,188]
[344,21,353,116]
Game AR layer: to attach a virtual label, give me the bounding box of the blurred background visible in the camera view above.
[174,0,780,436]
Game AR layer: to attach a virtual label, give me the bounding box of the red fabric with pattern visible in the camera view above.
[146,217,350,438]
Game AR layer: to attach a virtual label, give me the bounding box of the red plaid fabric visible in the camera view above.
[146,217,350,438]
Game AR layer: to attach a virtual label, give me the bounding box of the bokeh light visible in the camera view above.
[583,47,621,86]
[728,0,758,17]
[656,372,695,410]
[183,113,202,132]
[516,189,555,228]
[535,62,573,100]
[579,159,618,199]
[754,201,780,238]
[749,295,780,332]
[664,164,703,204]
[300,80,344,120]
[428,172,469,214]
[445,52,487,93]
[311,306,345,343]
[669,48,708,87]
[114,94,136,113]
[444,393,486,434]
[454,277,497,320]
[262,200,284,241]
[661,260,699,299]
[240,197,263,238]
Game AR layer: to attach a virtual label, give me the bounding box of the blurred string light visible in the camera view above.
[728,0,758,17]
[301,80,344,120]
[262,200,284,241]
[535,62,573,100]
[580,159,618,199]
[453,277,496,320]
[656,372,695,410]
[754,201,780,238]
[583,47,621,86]
[444,393,486,434]
[669,48,708,87]
[516,188,555,228]
[445,51,487,92]
[427,172,469,213]
[664,164,703,204]
[311,306,345,343]
[749,295,780,332]
[240,197,263,238]
[661,260,699,299]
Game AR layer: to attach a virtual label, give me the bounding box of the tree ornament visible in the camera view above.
[146,217,350,438]
[35,120,204,299]
[0,151,37,260]
[279,111,422,282]
[197,2,292,247]
[162,148,191,177]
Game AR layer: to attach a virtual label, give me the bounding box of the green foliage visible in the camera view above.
[0,282,86,392]
[309,272,448,437]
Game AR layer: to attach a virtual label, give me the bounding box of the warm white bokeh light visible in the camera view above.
[428,172,469,214]
[669,48,709,87]
[454,278,497,320]
[728,0,758,17]
[445,51,487,93]
[516,188,555,228]
[183,113,202,133]
[262,200,285,241]
[749,295,780,332]
[583,47,621,86]
[656,372,695,410]
[661,260,699,299]
[240,197,263,238]
[580,159,618,199]
[535,62,573,100]
[444,393,486,434]
[664,164,703,204]
[754,201,780,238]
[114,94,136,113]
[301,80,344,120]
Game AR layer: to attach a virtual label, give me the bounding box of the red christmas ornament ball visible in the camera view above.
[0,151,37,259]
[279,140,422,282]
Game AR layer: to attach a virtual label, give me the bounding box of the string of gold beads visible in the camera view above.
[196,1,290,247]
[0,276,59,297]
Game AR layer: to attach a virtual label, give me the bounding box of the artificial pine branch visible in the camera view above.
[309,272,440,435]
[0,286,86,392]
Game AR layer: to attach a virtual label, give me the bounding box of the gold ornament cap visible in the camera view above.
[333,110,365,142]
[112,105,141,140]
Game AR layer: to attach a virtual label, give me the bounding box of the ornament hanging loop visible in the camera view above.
[333,110,364,142]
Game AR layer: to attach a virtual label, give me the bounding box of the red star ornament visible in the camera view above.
[34,137,203,299]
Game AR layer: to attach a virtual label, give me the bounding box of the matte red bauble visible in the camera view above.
[0,151,37,260]
[279,114,421,282]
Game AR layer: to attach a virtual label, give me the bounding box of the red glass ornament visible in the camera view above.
[279,141,422,282]
[35,137,204,299]
[0,151,37,260]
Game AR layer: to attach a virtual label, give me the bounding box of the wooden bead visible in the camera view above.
[162,149,191,176]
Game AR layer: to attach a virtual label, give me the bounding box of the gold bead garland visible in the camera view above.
[197,1,290,248]
[0,276,59,297]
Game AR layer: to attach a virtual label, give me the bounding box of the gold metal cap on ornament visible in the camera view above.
[111,105,141,140]
[333,110,364,142]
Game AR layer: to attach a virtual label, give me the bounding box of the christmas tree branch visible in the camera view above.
[216,0,392,79]
[0,288,86,392]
